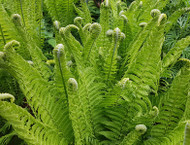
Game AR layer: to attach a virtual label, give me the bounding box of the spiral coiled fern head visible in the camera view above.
[135,124,147,134]
[90,23,102,37]
[113,27,125,42]
[158,13,167,26]
[59,25,79,36]
[11,14,22,26]
[118,78,130,89]
[74,17,83,26]
[150,9,161,18]
[0,52,4,58]
[68,78,78,92]
[54,44,64,58]
[27,60,34,65]
[139,1,143,8]
[149,106,159,117]
[53,20,60,30]
[0,93,15,103]
[139,22,147,28]
[4,40,20,51]
[104,0,109,7]
[119,11,128,22]
[106,29,114,37]
[82,23,92,31]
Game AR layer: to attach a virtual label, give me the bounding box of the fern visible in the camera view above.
[0,0,190,145]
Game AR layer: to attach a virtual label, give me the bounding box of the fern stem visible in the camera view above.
[107,42,117,81]
[19,0,25,26]
[39,0,43,48]
[87,39,96,60]
[57,53,68,99]
[0,24,6,45]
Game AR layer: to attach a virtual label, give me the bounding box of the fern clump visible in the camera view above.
[0,0,190,145]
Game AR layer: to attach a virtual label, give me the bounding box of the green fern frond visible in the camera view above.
[104,27,124,83]
[120,11,161,74]
[44,0,75,26]
[96,0,113,50]
[59,24,83,66]
[67,68,105,144]
[123,14,167,114]
[4,0,43,46]
[2,40,74,142]
[150,64,190,138]
[73,0,92,24]
[165,7,190,33]
[144,122,186,145]
[120,124,147,145]
[162,36,190,69]
[0,100,68,145]
[83,23,101,60]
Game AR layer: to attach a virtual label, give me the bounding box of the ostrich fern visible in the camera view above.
[0,0,190,145]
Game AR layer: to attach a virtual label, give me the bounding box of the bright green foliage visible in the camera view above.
[44,0,76,26]
[0,0,190,145]
[73,0,92,24]
[0,100,68,145]
[162,36,190,68]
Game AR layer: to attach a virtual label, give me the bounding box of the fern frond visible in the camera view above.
[162,36,190,69]
[44,0,75,26]
[103,28,124,83]
[101,85,151,143]
[96,0,113,50]
[83,23,101,60]
[144,122,186,145]
[0,6,30,60]
[4,0,43,46]
[59,25,83,66]
[2,40,74,142]
[165,7,190,33]
[150,64,190,138]
[73,0,92,24]
[67,68,104,144]
[120,124,147,145]
[0,100,67,145]
[120,11,161,73]
[123,14,167,113]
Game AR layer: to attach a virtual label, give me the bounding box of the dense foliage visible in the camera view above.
[0,0,190,145]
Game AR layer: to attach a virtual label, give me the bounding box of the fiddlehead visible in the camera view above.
[53,20,60,30]
[0,93,15,103]
[4,40,20,50]
[11,14,22,26]
[150,9,161,18]
[68,78,78,92]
